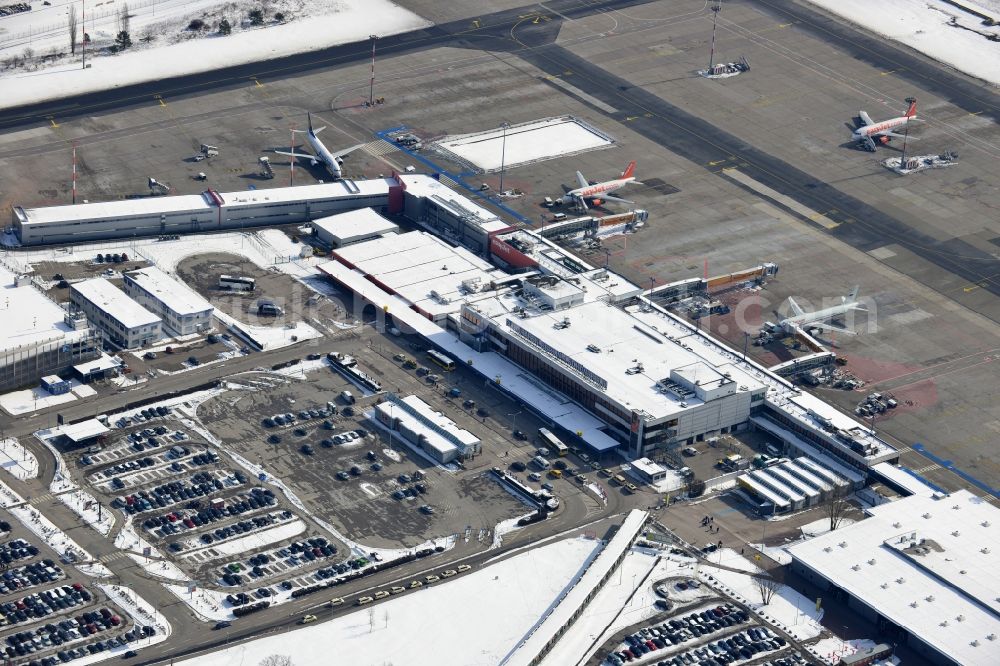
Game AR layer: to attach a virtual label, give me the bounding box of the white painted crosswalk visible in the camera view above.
[363,140,400,157]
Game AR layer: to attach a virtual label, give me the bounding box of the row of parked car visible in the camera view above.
[608,603,750,664]
[148,487,277,535]
[111,470,247,515]
[0,559,65,595]
[0,584,93,627]
[0,538,40,565]
[617,626,788,666]
[114,405,172,428]
[195,510,293,556]
[5,606,120,654]
[262,407,334,429]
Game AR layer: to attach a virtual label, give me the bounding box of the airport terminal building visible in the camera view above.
[123,266,214,337]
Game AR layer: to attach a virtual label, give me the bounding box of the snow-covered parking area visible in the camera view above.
[175,536,602,666]
[0,0,431,110]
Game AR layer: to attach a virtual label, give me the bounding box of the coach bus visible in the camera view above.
[426,349,456,371]
[219,275,256,291]
[538,428,569,456]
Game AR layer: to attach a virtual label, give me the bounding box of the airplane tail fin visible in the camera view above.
[844,286,860,304]
[621,160,637,179]
[786,296,804,317]
[308,112,313,132]
[904,99,917,118]
[575,171,589,189]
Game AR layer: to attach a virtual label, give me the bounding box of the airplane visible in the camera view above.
[273,113,364,179]
[559,161,640,210]
[771,286,867,337]
[849,98,918,152]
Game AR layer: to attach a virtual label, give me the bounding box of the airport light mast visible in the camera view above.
[369,34,379,107]
[708,2,722,70]
[498,121,510,196]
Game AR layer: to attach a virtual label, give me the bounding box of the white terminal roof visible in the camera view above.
[399,174,511,234]
[327,231,506,319]
[125,266,213,316]
[0,265,90,355]
[494,299,766,421]
[72,278,161,329]
[73,353,122,376]
[220,178,393,208]
[312,208,398,243]
[788,490,1000,666]
[58,419,110,442]
[17,194,211,225]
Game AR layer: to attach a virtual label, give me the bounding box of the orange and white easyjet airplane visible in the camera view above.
[850,99,918,152]
[560,161,641,209]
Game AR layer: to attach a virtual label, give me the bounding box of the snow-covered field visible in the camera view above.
[435,116,615,172]
[805,0,1000,85]
[57,489,115,536]
[0,380,97,416]
[175,536,602,666]
[0,437,38,479]
[0,0,431,109]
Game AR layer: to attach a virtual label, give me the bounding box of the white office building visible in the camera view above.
[312,208,399,248]
[70,278,162,349]
[373,394,481,464]
[123,266,214,336]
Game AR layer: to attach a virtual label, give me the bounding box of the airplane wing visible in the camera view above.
[597,194,635,205]
[273,149,314,160]
[786,296,804,317]
[881,131,915,140]
[575,171,589,189]
[330,143,365,160]
[809,322,858,336]
[858,111,874,126]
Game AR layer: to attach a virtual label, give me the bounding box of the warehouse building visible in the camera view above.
[788,490,1000,665]
[373,394,481,464]
[70,278,162,349]
[123,266,214,336]
[311,208,399,248]
[0,265,100,392]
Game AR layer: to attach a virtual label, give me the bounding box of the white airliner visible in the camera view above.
[850,99,918,152]
[560,161,640,209]
[274,113,364,180]
[776,287,867,336]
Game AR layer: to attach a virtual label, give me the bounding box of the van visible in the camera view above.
[531,456,551,470]
[765,444,781,457]
[339,391,355,404]
[551,213,567,221]
[612,474,627,486]
[678,466,694,478]
[547,469,562,479]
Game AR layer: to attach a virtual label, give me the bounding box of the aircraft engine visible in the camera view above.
[879,136,890,145]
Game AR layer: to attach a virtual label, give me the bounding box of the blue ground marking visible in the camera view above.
[912,443,999,497]
[374,127,533,226]
[898,467,949,495]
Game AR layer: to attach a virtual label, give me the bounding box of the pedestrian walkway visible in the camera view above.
[363,140,400,157]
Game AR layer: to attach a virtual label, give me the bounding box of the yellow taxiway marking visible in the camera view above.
[708,159,728,166]
[625,116,639,121]
[969,110,983,116]
[879,69,901,76]
[48,117,59,128]
[253,78,263,87]
[154,94,166,107]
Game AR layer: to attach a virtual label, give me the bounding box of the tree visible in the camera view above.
[274,11,285,22]
[68,5,78,54]
[116,3,131,36]
[114,30,132,51]
[188,18,206,31]
[827,497,855,532]
[259,656,293,666]
[218,18,232,35]
[686,477,706,498]
[752,571,784,605]
[249,8,265,25]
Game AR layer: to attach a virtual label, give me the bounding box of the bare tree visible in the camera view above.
[258,656,293,666]
[752,571,784,605]
[68,5,78,54]
[827,497,855,532]
[116,3,131,36]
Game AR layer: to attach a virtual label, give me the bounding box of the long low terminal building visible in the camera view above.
[12,174,510,253]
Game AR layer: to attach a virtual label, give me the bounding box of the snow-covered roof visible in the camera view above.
[495,299,765,421]
[124,266,213,316]
[58,419,110,442]
[71,278,161,329]
[73,353,122,375]
[312,208,398,245]
[788,490,1000,665]
[220,179,393,208]
[871,462,940,497]
[399,174,509,233]
[17,194,212,225]
[632,457,665,476]
[0,265,90,355]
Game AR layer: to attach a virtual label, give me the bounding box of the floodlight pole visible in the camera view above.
[499,122,510,196]
[81,0,86,70]
[72,141,78,204]
[369,35,378,106]
[709,3,722,70]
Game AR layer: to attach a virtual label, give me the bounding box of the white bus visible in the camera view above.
[219,275,256,291]
[538,428,568,456]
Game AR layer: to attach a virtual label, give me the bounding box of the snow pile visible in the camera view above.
[56,489,115,537]
[805,0,1000,85]
[0,437,38,480]
[0,0,431,110]
[800,516,856,537]
[6,497,112,577]
[175,536,602,666]
[811,637,881,665]
[490,511,537,549]
[98,584,172,656]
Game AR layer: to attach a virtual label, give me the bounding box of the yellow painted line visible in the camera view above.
[253,78,263,88]
[48,117,59,128]
[625,116,639,121]
[777,22,793,29]
[879,69,900,76]
[963,285,980,293]
[969,110,983,116]
[707,159,728,166]
[154,94,166,107]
